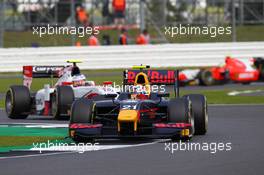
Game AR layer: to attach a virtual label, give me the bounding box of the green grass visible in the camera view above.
[0,136,63,147]
[3,25,264,47]
[181,89,264,104]
[0,100,4,108]
[0,126,68,150]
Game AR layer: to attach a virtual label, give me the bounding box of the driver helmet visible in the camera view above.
[132,85,148,100]
[72,74,86,87]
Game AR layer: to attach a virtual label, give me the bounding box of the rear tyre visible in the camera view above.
[70,99,95,143]
[254,57,264,80]
[168,98,193,139]
[200,70,216,86]
[183,94,208,135]
[5,85,31,119]
[52,86,74,120]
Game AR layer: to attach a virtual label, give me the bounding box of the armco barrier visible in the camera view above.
[0,42,264,72]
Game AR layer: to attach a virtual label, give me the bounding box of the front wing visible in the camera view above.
[69,123,192,140]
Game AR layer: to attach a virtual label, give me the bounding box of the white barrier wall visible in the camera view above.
[0,42,264,72]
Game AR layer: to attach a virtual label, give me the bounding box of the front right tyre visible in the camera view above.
[168,98,194,139]
[70,99,95,143]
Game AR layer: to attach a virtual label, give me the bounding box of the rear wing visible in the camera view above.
[23,65,65,88]
[123,69,180,98]
[123,69,177,85]
[23,66,65,78]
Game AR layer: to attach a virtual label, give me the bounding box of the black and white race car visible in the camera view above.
[5,60,118,120]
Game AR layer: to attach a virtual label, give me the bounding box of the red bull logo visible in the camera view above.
[126,70,176,84]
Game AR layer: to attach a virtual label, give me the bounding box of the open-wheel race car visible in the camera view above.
[5,60,118,120]
[198,56,264,85]
[177,56,264,86]
[69,65,208,142]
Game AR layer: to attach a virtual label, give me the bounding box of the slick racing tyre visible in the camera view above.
[200,70,216,86]
[52,86,74,120]
[254,57,264,80]
[5,85,31,119]
[168,98,194,139]
[183,94,208,135]
[168,98,190,123]
[70,99,95,143]
[70,99,94,124]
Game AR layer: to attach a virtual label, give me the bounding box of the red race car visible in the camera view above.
[199,56,264,86]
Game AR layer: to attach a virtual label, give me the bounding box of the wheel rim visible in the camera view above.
[5,91,13,115]
[205,71,213,84]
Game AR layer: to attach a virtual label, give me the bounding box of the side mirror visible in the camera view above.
[157,93,170,98]
[105,94,117,98]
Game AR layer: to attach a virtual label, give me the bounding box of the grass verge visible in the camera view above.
[181,89,264,104]
[0,100,4,109]
[0,136,63,147]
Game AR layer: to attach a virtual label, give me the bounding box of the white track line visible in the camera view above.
[228,89,264,96]
[30,139,168,152]
[0,151,75,160]
[0,139,168,160]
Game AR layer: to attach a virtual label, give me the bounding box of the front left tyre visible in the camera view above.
[183,94,208,135]
[5,85,31,119]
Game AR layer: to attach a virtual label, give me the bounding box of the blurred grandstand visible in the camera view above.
[0,0,264,47]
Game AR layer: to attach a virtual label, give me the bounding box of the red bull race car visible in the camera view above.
[69,65,208,142]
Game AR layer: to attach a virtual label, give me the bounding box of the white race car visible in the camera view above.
[5,60,118,120]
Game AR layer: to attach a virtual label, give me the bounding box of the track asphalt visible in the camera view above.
[0,105,263,175]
